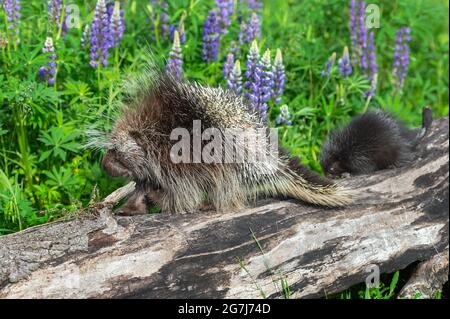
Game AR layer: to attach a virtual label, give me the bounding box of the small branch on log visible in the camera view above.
[398,248,449,299]
[103,181,136,205]
[0,117,448,299]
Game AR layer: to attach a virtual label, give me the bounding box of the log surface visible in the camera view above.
[0,117,448,299]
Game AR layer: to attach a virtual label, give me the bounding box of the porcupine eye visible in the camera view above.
[327,161,345,177]
[128,130,148,153]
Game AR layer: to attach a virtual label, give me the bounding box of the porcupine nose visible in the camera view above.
[102,149,128,177]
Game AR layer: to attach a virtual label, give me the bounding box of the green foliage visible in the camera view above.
[38,127,82,161]
[0,0,448,238]
[361,271,400,299]
[333,271,400,299]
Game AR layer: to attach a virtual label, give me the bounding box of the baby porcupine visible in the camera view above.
[320,107,433,177]
[99,64,352,214]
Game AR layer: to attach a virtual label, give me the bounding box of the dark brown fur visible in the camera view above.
[320,107,433,177]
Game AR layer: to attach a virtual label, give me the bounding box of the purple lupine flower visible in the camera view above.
[357,1,368,71]
[248,12,261,39]
[272,49,285,104]
[202,9,220,63]
[320,52,336,78]
[223,53,234,80]
[238,21,248,44]
[61,5,71,35]
[246,45,272,122]
[81,24,91,49]
[239,12,261,44]
[170,20,186,44]
[275,105,292,126]
[349,0,359,66]
[227,60,243,95]
[244,40,261,99]
[393,27,411,91]
[48,0,62,29]
[365,32,377,97]
[159,1,170,37]
[166,30,183,79]
[242,0,263,11]
[216,0,234,34]
[228,40,240,57]
[38,67,48,79]
[89,0,112,68]
[338,46,352,77]
[258,49,274,116]
[3,0,21,43]
[148,1,170,41]
[39,37,57,85]
[109,1,124,48]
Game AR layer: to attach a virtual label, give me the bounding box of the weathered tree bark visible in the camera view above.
[397,248,449,299]
[0,117,448,299]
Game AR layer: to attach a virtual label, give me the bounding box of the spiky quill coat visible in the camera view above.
[100,66,352,214]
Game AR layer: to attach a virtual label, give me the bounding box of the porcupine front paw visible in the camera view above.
[115,192,148,215]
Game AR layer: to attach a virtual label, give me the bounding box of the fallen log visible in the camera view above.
[398,248,449,299]
[0,117,448,299]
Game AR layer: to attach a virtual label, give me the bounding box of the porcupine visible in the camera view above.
[99,64,352,215]
[320,107,433,177]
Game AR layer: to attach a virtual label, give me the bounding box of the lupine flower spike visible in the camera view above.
[159,1,170,38]
[81,24,91,49]
[148,0,170,42]
[166,30,183,79]
[216,0,234,34]
[223,52,234,80]
[48,0,62,30]
[276,105,292,126]
[89,0,112,68]
[272,49,285,104]
[258,49,274,118]
[365,31,377,97]
[227,60,243,95]
[393,27,411,92]
[228,40,240,57]
[39,37,57,85]
[245,0,263,11]
[239,12,261,44]
[358,1,368,71]
[3,0,21,44]
[338,46,352,77]
[246,45,272,122]
[109,1,124,48]
[170,20,186,44]
[321,52,336,78]
[202,9,220,63]
[349,0,359,64]
[244,40,261,100]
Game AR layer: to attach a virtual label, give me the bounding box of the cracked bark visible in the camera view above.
[0,117,448,299]
[398,248,449,299]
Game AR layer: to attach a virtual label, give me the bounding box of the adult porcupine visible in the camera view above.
[98,64,352,214]
[320,107,433,177]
